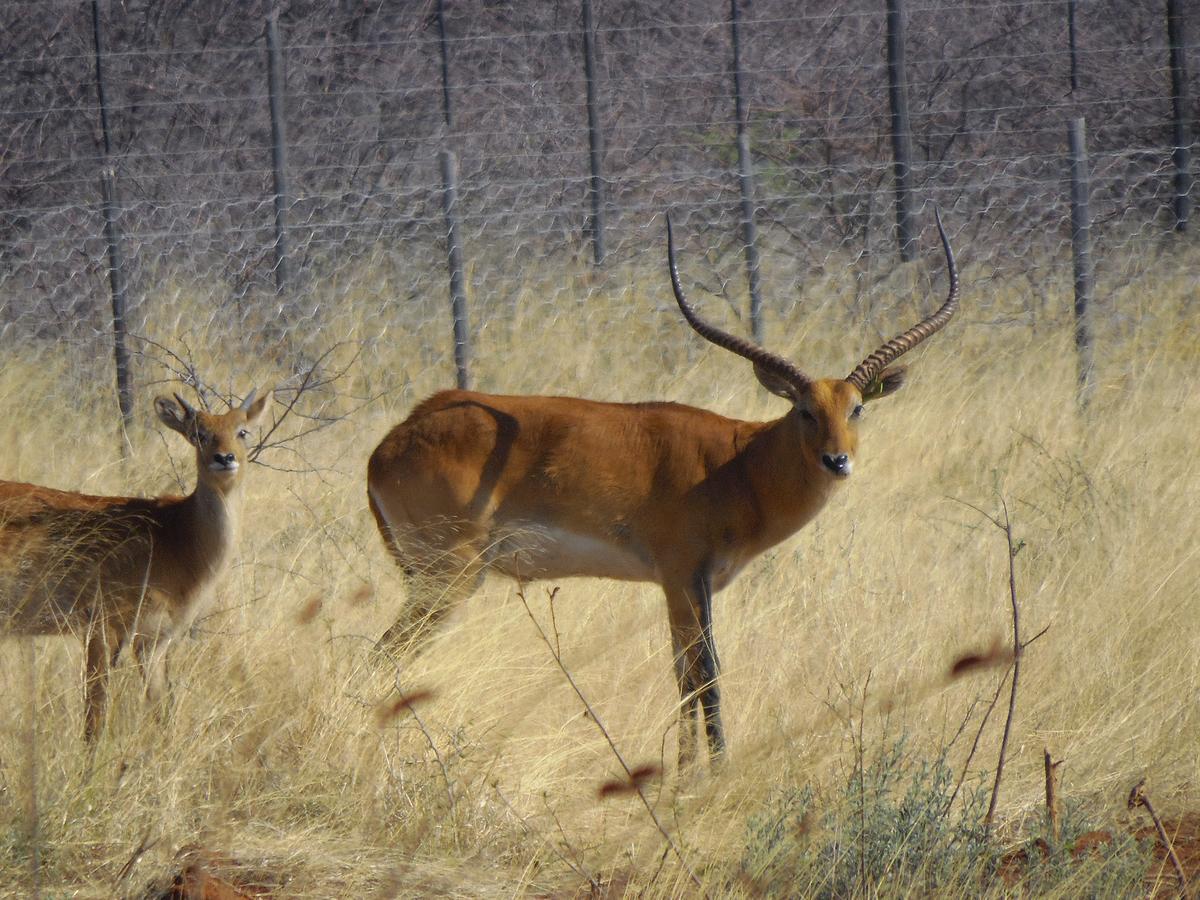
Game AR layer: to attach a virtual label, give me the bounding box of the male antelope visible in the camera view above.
[0,389,271,741]
[368,213,958,765]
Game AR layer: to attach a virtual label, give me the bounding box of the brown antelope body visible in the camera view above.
[368,213,959,765]
[0,389,271,741]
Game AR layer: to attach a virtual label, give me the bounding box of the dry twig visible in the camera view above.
[952,495,1031,837]
[491,782,600,892]
[115,829,158,884]
[517,587,708,898]
[1128,778,1190,896]
[984,497,1021,834]
[1044,749,1062,845]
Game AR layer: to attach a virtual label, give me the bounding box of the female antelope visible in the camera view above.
[0,389,271,741]
[368,213,959,765]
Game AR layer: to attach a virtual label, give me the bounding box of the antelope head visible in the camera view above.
[154,389,273,493]
[666,210,959,480]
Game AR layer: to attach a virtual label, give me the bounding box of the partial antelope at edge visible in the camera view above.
[367,210,960,767]
[0,388,272,742]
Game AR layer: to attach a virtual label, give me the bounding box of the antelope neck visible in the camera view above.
[742,415,839,541]
[175,477,242,561]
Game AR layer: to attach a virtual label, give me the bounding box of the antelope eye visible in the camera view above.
[800,409,817,424]
[850,405,864,420]
[237,428,250,441]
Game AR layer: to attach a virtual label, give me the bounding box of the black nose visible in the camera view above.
[822,453,850,475]
[214,452,236,467]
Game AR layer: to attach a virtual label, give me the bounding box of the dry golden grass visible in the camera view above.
[0,239,1197,897]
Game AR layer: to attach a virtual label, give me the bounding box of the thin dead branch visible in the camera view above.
[115,828,158,884]
[949,494,1038,838]
[1044,749,1062,845]
[352,637,461,851]
[517,586,708,898]
[250,342,376,465]
[137,338,378,477]
[984,496,1021,836]
[491,782,600,893]
[1128,778,1190,896]
[542,792,603,892]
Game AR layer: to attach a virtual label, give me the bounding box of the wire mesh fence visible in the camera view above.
[0,0,1195,416]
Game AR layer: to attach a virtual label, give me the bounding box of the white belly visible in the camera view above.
[486,524,658,583]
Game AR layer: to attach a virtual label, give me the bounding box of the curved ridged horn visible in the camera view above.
[667,213,811,389]
[239,388,258,412]
[845,208,959,393]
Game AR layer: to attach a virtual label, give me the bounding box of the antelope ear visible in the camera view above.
[154,395,192,434]
[861,365,906,403]
[241,388,272,426]
[753,364,803,402]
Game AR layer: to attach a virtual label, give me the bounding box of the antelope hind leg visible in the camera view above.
[83,623,120,743]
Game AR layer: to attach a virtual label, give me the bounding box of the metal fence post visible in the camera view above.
[440,150,470,391]
[1167,0,1192,232]
[266,12,291,293]
[581,0,606,266]
[438,0,470,389]
[91,0,133,452]
[1068,117,1094,409]
[437,0,454,131]
[730,0,763,343]
[1066,0,1080,94]
[886,0,917,262]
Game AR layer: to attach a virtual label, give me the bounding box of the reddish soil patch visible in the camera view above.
[144,850,274,900]
[998,814,1200,895]
[1070,829,1114,858]
[996,836,1051,886]
[1137,812,1200,897]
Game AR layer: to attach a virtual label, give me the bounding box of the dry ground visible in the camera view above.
[0,240,1197,896]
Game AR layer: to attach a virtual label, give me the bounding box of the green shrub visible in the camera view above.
[738,735,1148,898]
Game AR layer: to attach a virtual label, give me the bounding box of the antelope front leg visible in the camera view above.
[668,615,701,769]
[667,571,725,767]
[692,571,724,759]
[132,631,172,723]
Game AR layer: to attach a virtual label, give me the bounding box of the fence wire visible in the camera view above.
[0,0,1195,409]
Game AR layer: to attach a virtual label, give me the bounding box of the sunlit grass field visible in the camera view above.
[0,235,1197,896]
